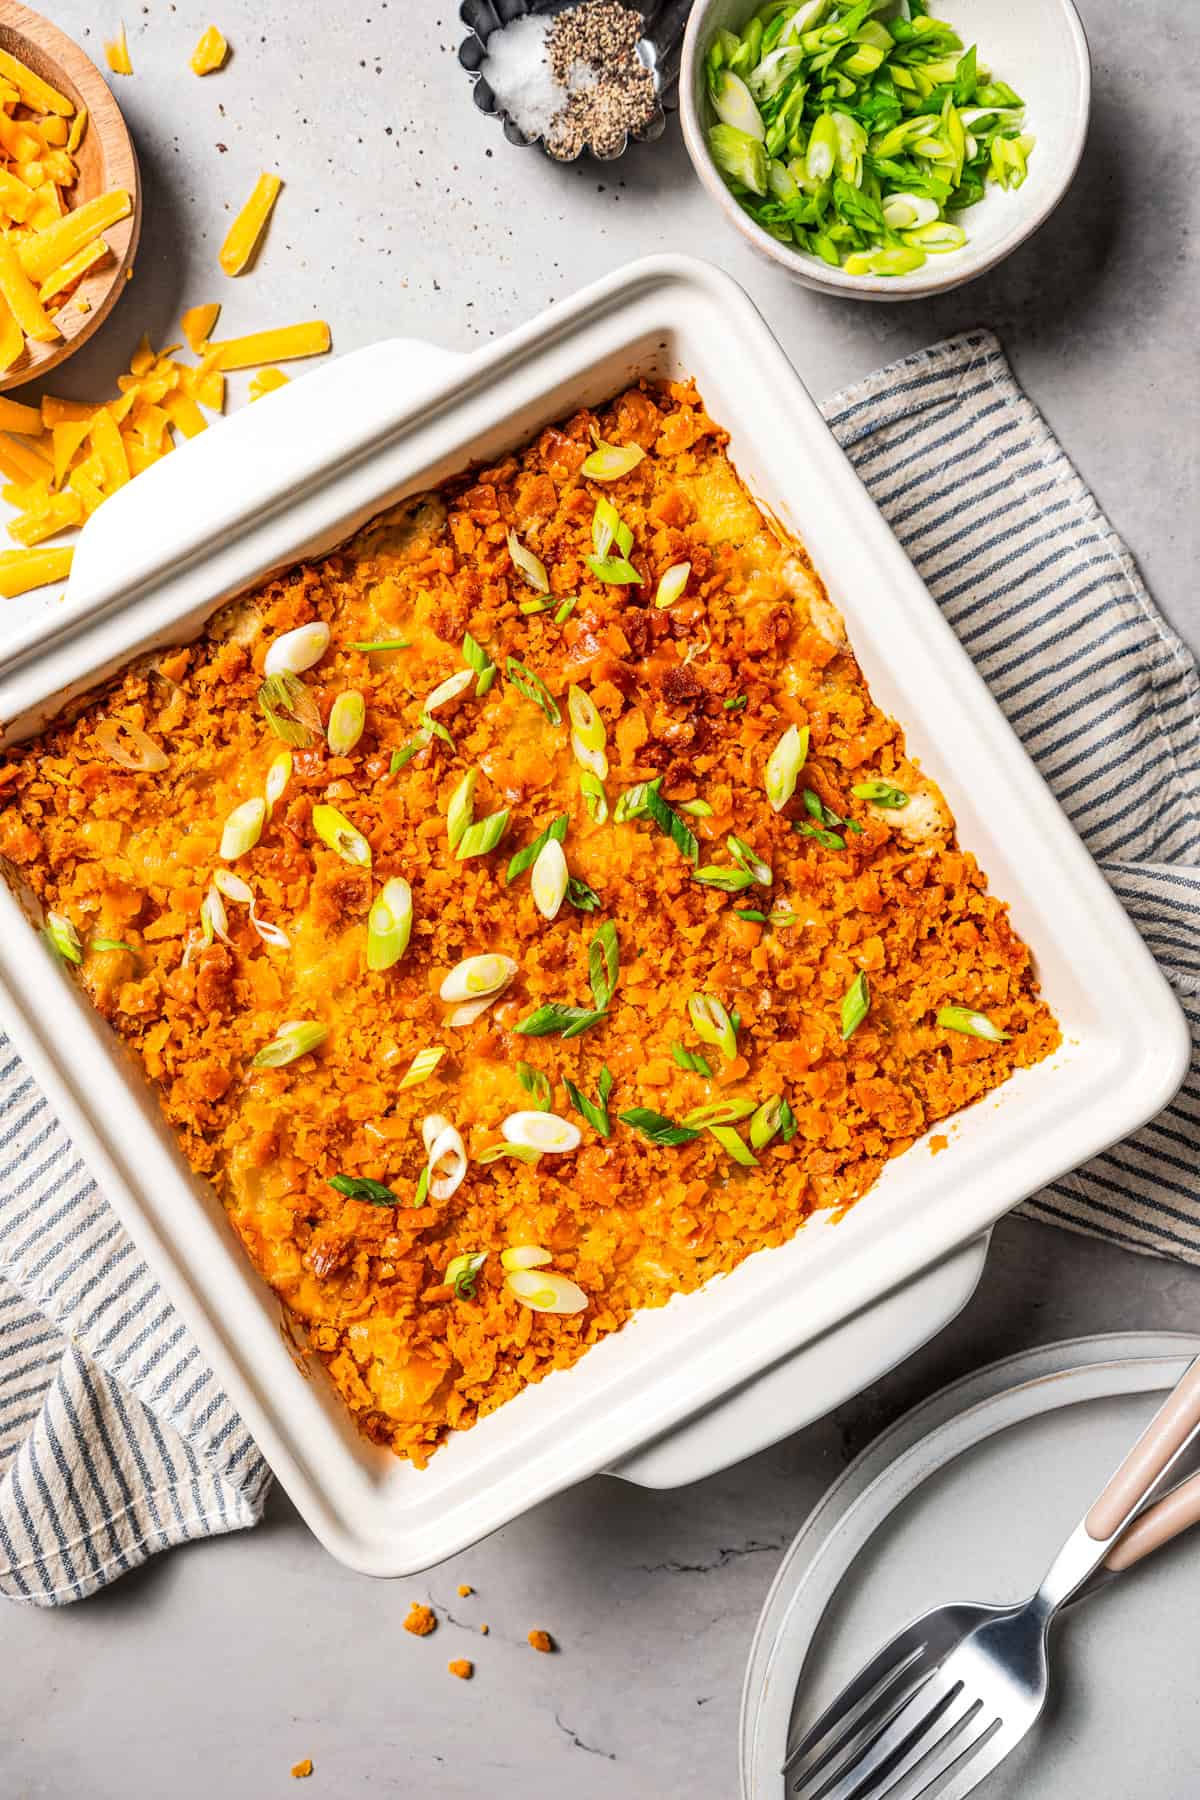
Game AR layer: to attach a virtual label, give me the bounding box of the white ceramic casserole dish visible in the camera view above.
[0,256,1187,1574]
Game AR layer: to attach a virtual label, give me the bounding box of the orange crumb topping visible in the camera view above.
[403,1602,437,1638]
[0,381,1058,1468]
[448,1658,474,1680]
[527,1629,555,1654]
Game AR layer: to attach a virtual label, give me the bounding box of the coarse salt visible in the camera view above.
[479,14,562,143]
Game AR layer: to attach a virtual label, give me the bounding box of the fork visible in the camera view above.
[784,1356,1200,1800]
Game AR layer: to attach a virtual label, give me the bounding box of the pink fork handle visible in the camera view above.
[1086,1358,1200,1541]
[1105,1468,1200,1572]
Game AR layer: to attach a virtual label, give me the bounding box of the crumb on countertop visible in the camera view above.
[290,1760,314,1780]
[527,1628,555,1654]
[457,1583,474,1597]
[930,1133,949,1154]
[448,1658,474,1680]
[480,1623,490,1635]
[404,1602,437,1637]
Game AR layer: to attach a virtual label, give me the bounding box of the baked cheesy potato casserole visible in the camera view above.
[0,380,1059,1465]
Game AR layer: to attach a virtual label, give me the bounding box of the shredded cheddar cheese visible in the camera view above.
[37,238,110,304]
[18,191,132,284]
[0,48,73,115]
[248,367,290,401]
[219,172,283,277]
[0,396,42,436]
[0,545,72,596]
[104,26,134,77]
[208,321,331,370]
[191,27,229,75]
[181,301,220,353]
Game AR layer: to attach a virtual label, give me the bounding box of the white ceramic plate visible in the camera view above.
[742,1332,1200,1799]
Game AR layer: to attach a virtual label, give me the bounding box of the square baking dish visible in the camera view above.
[0,256,1187,1574]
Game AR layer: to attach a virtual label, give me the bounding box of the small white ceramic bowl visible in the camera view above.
[679,0,1091,301]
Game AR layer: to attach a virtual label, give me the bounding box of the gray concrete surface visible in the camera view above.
[0,0,1197,1794]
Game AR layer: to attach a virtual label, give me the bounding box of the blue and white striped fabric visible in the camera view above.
[1,328,1196,1606]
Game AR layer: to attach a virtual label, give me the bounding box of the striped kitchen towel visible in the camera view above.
[1,327,1197,1606]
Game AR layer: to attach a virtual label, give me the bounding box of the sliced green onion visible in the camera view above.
[936,1005,1010,1043]
[554,597,577,625]
[797,822,845,850]
[311,803,372,867]
[439,954,517,1004]
[802,788,840,827]
[530,838,569,921]
[455,809,509,860]
[506,528,549,593]
[397,1045,445,1090]
[258,672,321,748]
[735,909,768,923]
[677,797,713,818]
[749,1096,786,1150]
[881,192,940,230]
[727,835,772,885]
[477,1142,541,1166]
[724,695,748,713]
[462,630,496,696]
[263,621,329,676]
[446,769,477,851]
[419,711,455,749]
[563,1064,613,1138]
[424,667,474,712]
[843,247,926,278]
[413,1165,431,1205]
[671,1043,712,1077]
[502,1110,582,1154]
[327,690,365,756]
[520,596,555,617]
[708,122,768,195]
[501,1244,552,1271]
[708,1124,758,1166]
[447,1251,487,1300]
[568,684,607,753]
[805,110,838,183]
[328,1174,399,1206]
[765,723,809,812]
[682,1097,756,1129]
[347,638,410,652]
[770,908,801,928]
[89,937,135,955]
[505,1270,589,1315]
[710,67,764,139]
[618,1107,700,1147]
[694,866,756,892]
[618,781,699,865]
[581,432,646,482]
[688,992,738,1063]
[264,750,292,819]
[903,221,967,254]
[44,910,82,964]
[852,779,909,809]
[366,877,413,972]
[841,972,870,1040]
[515,1002,606,1040]
[585,553,643,586]
[588,919,620,1012]
[506,813,568,885]
[579,770,609,824]
[252,1019,327,1068]
[566,875,601,912]
[591,496,631,559]
[654,562,691,609]
[220,797,265,861]
[505,656,561,726]
[212,868,253,906]
[517,1061,552,1110]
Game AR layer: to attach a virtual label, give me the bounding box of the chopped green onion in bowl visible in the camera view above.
[701,1,1035,278]
[366,877,413,972]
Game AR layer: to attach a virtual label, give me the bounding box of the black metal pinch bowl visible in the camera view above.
[458,0,692,162]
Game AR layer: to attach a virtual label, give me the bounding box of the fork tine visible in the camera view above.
[789,1656,939,1796]
[801,1668,968,1800]
[785,1626,940,1777]
[881,1717,1016,1800]
[786,1640,932,1782]
[833,1691,995,1800]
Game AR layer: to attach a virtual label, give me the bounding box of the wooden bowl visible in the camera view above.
[0,0,141,391]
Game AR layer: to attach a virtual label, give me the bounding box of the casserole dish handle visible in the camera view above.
[605,1233,991,1487]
